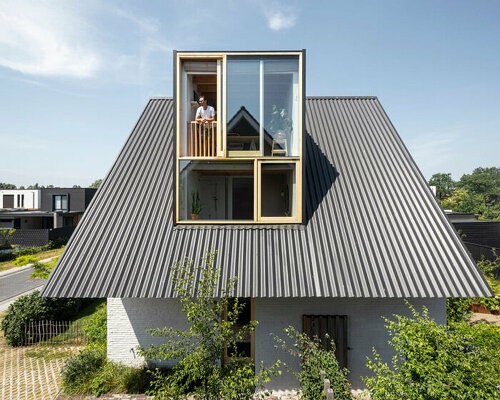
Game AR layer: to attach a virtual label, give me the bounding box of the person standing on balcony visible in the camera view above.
[195,96,215,124]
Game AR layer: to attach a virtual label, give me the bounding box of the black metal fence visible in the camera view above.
[0,227,75,248]
[464,242,497,262]
[22,320,88,346]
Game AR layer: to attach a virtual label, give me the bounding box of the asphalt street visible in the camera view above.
[0,267,44,304]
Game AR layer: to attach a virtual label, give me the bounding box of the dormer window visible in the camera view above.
[175,51,304,224]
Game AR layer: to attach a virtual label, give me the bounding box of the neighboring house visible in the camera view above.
[446,211,500,261]
[0,188,96,246]
[42,51,492,390]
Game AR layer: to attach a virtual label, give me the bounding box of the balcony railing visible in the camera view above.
[187,121,217,157]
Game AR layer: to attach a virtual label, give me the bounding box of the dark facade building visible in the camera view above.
[0,188,97,247]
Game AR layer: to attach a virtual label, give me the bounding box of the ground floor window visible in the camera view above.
[303,314,348,369]
[223,298,254,364]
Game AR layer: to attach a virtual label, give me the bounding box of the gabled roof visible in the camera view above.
[41,97,492,298]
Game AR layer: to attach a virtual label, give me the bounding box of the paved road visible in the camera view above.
[0,267,44,303]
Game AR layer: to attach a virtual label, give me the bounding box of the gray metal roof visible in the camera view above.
[41,97,492,298]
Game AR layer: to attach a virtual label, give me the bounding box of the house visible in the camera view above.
[41,50,492,390]
[0,188,96,247]
[446,211,500,261]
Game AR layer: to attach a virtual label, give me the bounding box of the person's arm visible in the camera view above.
[195,107,203,122]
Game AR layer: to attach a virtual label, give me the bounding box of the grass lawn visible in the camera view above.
[0,247,64,273]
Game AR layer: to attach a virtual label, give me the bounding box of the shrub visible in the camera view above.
[365,303,500,400]
[61,347,152,396]
[446,297,473,323]
[12,255,38,266]
[1,291,87,346]
[275,327,352,400]
[61,348,107,394]
[84,303,107,349]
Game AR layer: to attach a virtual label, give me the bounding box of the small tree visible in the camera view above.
[365,303,500,400]
[275,327,352,400]
[0,228,16,249]
[139,251,280,400]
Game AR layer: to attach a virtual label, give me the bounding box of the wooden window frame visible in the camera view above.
[175,51,304,225]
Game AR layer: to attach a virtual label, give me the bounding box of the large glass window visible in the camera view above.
[260,163,296,218]
[179,161,254,221]
[226,60,261,156]
[226,56,299,157]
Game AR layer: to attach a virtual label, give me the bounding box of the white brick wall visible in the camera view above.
[107,298,190,367]
[107,297,446,390]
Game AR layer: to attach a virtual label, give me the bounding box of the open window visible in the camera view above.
[179,58,222,157]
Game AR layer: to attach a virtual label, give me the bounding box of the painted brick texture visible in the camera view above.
[107,297,446,390]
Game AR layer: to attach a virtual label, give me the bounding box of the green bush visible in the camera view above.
[61,347,151,396]
[276,327,352,400]
[61,348,107,394]
[365,304,500,400]
[12,255,38,266]
[447,297,473,323]
[84,303,107,349]
[1,291,87,346]
[0,239,67,263]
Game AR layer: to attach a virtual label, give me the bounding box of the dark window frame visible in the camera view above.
[52,194,69,212]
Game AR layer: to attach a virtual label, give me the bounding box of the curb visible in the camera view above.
[0,256,58,278]
[0,285,45,312]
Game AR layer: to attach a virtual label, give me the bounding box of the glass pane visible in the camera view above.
[261,163,296,218]
[179,161,254,221]
[226,59,261,156]
[54,196,61,210]
[264,58,299,156]
[61,196,68,210]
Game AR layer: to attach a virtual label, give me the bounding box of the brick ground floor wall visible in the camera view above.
[107,297,446,390]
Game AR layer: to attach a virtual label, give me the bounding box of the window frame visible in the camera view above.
[52,194,69,212]
[175,51,304,225]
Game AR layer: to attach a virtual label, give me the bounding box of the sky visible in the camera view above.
[0,0,499,187]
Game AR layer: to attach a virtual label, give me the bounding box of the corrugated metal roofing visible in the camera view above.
[41,97,492,298]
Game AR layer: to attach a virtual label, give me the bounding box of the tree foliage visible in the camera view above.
[275,327,352,400]
[89,179,102,189]
[429,173,455,200]
[365,304,500,400]
[0,182,16,189]
[430,166,500,220]
[139,251,280,400]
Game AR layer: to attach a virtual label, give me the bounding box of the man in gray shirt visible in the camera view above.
[195,96,215,123]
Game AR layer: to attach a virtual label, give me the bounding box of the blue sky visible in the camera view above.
[0,0,499,187]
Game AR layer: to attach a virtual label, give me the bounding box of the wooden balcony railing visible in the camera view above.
[187,121,217,157]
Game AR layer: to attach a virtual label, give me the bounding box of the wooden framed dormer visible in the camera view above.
[174,50,305,224]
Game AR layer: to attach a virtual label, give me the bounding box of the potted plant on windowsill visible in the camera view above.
[191,191,202,220]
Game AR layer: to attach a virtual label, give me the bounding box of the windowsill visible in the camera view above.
[178,156,300,160]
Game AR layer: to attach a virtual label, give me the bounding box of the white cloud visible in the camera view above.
[267,11,297,31]
[0,0,100,78]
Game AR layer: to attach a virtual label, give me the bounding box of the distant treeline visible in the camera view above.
[0,179,102,190]
[429,167,500,221]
